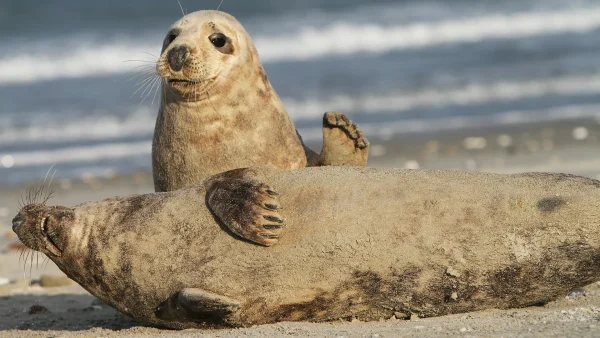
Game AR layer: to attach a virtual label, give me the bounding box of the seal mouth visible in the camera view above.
[168,78,200,90]
[40,216,62,257]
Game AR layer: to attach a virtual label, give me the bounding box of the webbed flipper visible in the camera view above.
[319,112,370,166]
[156,288,241,325]
[204,167,284,246]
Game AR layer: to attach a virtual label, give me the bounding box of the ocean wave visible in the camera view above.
[4,103,600,168]
[4,73,600,146]
[285,73,600,119]
[0,108,156,145]
[297,103,600,141]
[2,141,151,168]
[3,6,600,84]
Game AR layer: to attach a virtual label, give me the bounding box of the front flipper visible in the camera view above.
[156,288,241,325]
[204,168,285,246]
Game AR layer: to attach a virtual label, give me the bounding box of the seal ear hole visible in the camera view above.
[167,33,178,45]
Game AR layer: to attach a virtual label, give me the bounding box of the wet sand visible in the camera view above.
[3,120,600,337]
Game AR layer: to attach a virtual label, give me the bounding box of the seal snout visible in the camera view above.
[167,45,190,72]
[12,214,24,232]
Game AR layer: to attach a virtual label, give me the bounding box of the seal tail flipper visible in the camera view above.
[156,288,241,325]
[204,167,285,247]
[318,112,370,167]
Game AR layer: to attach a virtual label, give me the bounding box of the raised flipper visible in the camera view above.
[319,112,369,166]
[300,112,370,167]
[204,168,284,246]
[156,288,241,325]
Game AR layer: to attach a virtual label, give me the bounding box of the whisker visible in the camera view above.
[140,77,160,105]
[217,0,224,11]
[127,69,158,83]
[133,72,159,87]
[130,76,157,98]
[141,52,160,59]
[151,77,161,107]
[177,0,186,17]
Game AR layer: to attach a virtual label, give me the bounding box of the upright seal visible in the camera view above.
[153,10,369,192]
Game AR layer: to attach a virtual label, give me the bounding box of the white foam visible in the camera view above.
[2,141,151,168]
[298,104,600,141]
[284,73,600,120]
[0,108,156,145]
[3,6,600,84]
[0,42,160,85]
[5,103,600,168]
[3,73,600,146]
[253,6,600,61]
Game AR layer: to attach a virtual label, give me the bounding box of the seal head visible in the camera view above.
[157,10,252,101]
[12,204,75,258]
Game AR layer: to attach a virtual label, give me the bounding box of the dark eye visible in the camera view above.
[209,33,227,48]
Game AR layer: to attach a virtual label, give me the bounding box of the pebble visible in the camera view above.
[463,137,487,150]
[91,298,107,307]
[573,127,589,141]
[83,305,103,312]
[446,266,461,278]
[0,278,9,286]
[497,134,513,148]
[39,274,73,288]
[0,279,30,294]
[28,305,49,315]
[370,145,387,157]
[405,160,420,170]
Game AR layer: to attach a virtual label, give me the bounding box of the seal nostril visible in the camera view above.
[12,214,24,232]
[167,45,190,72]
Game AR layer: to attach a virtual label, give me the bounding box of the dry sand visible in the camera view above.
[3,121,600,337]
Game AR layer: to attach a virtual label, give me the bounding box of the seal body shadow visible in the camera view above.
[14,167,600,329]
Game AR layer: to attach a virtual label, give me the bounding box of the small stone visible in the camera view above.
[91,298,106,307]
[0,279,30,294]
[83,305,103,312]
[460,327,468,332]
[446,266,461,278]
[410,313,420,321]
[394,311,409,320]
[573,127,589,141]
[404,160,420,170]
[28,305,49,315]
[0,278,9,286]
[370,145,387,157]
[39,274,73,288]
[451,292,458,301]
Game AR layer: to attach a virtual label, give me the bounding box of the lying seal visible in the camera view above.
[13,166,600,329]
[153,10,369,191]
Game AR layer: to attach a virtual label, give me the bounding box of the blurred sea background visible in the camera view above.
[2,0,600,187]
[3,0,600,282]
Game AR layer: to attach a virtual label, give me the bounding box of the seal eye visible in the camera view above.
[209,33,227,48]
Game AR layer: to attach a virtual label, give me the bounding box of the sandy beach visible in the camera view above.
[2,121,600,337]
